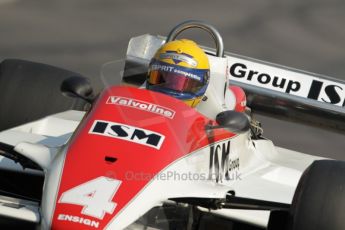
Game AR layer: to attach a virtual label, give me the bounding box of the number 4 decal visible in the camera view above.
[59,176,121,219]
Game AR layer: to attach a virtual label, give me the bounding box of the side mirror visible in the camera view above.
[210,110,250,134]
[61,76,95,103]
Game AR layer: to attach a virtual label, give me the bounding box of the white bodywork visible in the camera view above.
[0,109,323,228]
[0,33,331,229]
[0,111,84,225]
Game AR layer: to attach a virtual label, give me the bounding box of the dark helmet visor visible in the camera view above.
[147,62,209,94]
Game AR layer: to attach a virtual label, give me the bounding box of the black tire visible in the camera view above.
[0,59,88,131]
[288,160,345,230]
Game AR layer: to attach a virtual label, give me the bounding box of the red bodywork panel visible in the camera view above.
[229,86,247,112]
[52,86,233,229]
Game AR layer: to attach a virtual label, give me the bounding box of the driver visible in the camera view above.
[146,39,210,108]
[146,39,247,113]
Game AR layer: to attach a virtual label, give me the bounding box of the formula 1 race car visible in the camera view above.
[0,20,344,230]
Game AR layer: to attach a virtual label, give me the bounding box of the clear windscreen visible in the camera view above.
[100,59,127,88]
[100,59,148,88]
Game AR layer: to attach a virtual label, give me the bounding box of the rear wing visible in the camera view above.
[124,34,345,133]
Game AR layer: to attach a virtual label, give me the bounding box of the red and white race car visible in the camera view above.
[0,21,344,230]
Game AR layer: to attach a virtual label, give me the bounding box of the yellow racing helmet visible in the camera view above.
[146,39,210,107]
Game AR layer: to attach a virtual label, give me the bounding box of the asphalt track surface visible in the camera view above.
[0,0,345,160]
